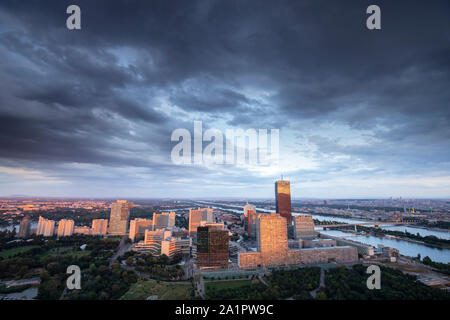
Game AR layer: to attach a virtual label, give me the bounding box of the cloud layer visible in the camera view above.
[0,0,449,198]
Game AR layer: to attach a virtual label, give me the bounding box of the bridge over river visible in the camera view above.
[316,222,412,230]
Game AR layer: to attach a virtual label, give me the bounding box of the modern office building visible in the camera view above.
[153,211,175,229]
[257,213,288,261]
[247,209,257,238]
[17,216,31,238]
[189,208,214,235]
[275,179,292,224]
[91,219,108,236]
[36,216,55,237]
[129,218,153,241]
[293,215,315,239]
[161,236,192,258]
[133,227,191,257]
[239,213,357,268]
[57,219,74,237]
[108,200,133,236]
[134,229,165,255]
[196,226,229,269]
[243,203,256,219]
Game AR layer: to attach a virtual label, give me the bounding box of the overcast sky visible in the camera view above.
[0,0,449,199]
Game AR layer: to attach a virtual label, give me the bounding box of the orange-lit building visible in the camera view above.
[189,208,214,235]
[275,180,292,224]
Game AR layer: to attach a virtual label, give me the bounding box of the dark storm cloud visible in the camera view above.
[0,0,449,196]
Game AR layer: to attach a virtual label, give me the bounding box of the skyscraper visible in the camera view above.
[129,218,153,241]
[17,216,31,238]
[153,211,176,230]
[189,208,214,235]
[293,215,315,239]
[108,200,133,236]
[239,212,358,268]
[57,219,74,237]
[36,216,55,237]
[257,213,288,261]
[243,203,256,218]
[247,209,257,238]
[196,226,229,269]
[275,179,292,224]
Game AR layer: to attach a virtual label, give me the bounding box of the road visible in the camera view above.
[199,276,205,299]
[310,268,325,298]
[109,236,132,267]
[2,277,40,288]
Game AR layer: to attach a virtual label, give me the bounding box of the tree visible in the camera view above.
[422,256,432,265]
[316,291,327,300]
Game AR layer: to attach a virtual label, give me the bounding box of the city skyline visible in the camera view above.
[0,1,449,199]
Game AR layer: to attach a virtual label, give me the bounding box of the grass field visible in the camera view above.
[0,246,39,259]
[120,279,193,300]
[205,280,253,292]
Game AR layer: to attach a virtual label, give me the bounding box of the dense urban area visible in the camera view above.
[0,182,449,300]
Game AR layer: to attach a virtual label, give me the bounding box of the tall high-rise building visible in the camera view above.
[36,216,55,237]
[153,212,175,230]
[108,200,133,236]
[239,213,358,268]
[196,226,229,269]
[57,219,74,237]
[91,219,108,236]
[247,209,257,238]
[293,215,315,239]
[129,218,153,241]
[17,216,31,238]
[275,179,292,224]
[43,220,55,237]
[243,203,256,218]
[36,216,46,235]
[189,208,214,235]
[257,213,288,261]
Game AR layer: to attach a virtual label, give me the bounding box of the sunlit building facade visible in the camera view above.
[293,215,315,239]
[134,227,191,257]
[57,219,74,237]
[189,208,214,235]
[36,216,55,237]
[153,211,175,230]
[129,218,153,241]
[91,219,108,236]
[108,200,133,236]
[239,213,357,268]
[275,180,292,224]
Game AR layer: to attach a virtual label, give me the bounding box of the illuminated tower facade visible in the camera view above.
[189,208,214,235]
[275,179,292,224]
[108,200,133,236]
